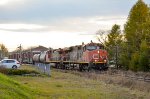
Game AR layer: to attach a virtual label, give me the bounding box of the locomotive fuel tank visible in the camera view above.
[32,51,49,63]
[39,51,49,63]
[33,54,40,62]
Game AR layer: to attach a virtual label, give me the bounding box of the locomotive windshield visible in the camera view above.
[86,46,97,51]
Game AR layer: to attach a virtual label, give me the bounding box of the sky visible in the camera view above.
[0,0,150,52]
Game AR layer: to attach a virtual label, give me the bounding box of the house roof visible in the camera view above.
[10,45,48,53]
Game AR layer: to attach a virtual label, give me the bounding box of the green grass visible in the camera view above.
[0,73,35,99]
[10,65,150,99]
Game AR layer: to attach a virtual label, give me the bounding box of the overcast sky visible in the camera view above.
[0,0,150,51]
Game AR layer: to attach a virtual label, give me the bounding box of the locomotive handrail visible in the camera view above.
[46,60,106,64]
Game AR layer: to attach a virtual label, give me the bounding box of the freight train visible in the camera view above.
[33,42,108,71]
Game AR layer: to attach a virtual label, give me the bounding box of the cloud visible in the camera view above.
[0,29,97,51]
[0,23,45,30]
[0,0,142,25]
[49,15,127,33]
[0,0,150,51]
[0,0,20,6]
[0,23,52,32]
[0,15,127,33]
[0,15,127,34]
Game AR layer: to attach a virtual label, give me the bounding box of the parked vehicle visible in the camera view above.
[0,59,20,69]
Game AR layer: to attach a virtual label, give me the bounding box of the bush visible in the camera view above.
[129,52,139,72]
[138,40,149,71]
[138,52,149,71]
[119,53,129,70]
[7,69,40,75]
[0,67,40,75]
[0,66,9,74]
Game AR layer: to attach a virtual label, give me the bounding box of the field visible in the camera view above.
[9,65,150,99]
[0,72,33,99]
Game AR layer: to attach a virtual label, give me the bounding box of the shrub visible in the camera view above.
[0,67,40,75]
[0,66,9,74]
[138,52,149,71]
[129,52,139,72]
[138,40,149,71]
[119,53,129,70]
[7,69,40,75]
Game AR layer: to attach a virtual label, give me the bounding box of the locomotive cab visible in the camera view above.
[82,43,108,66]
[83,43,104,51]
[83,45,97,51]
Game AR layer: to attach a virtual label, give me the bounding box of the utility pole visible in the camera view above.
[30,47,32,64]
[18,44,22,64]
[0,50,1,60]
[115,45,118,69]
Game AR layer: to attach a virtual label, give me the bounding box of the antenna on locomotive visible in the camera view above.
[90,40,93,43]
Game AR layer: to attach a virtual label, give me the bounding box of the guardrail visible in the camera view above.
[34,63,51,76]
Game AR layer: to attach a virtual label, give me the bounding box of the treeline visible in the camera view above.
[99,0,150,72]
[0,44,8,59]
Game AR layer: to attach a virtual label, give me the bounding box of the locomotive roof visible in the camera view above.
[85,42,103,46]
[49,42,103,52]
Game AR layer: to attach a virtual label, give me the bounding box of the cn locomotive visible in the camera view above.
[33,41,108,71]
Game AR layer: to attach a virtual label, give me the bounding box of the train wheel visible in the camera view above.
[56,64,59,69]
[79,64,83,71]
[65,64,69,70]
[83,65,89,71]
[62,64,66,69]
[70,64,75,70]
[88,62,93,72]
[103,64,108,71]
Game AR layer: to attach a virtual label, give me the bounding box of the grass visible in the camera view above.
[18,64,38,71]
[0,72,35,99]
[10,64,150,99]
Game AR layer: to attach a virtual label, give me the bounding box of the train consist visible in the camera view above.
[33,42,108,71]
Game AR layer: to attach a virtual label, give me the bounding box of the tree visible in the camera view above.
[106,24,122,47]
[119,41,130,70]
[0,44,8,59]
[96,30,109,47]
[105,24,122,68]
[124,0,149,51]
[96,24,123,68]
[129,52,139,71]
[138,40,149,71]
[124,0,150,71]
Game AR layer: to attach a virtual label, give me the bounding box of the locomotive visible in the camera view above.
[33,42,108,71]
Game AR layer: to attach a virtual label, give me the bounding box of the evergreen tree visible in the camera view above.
[138,40,149,71]
[125,0,149,49]
[119,42,130,70]
[124,0,150,71]
[106,24,122,47]
[105,24,122,60]
[129,52,139,71]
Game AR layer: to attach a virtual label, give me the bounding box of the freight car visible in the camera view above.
[33,42,108,71]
